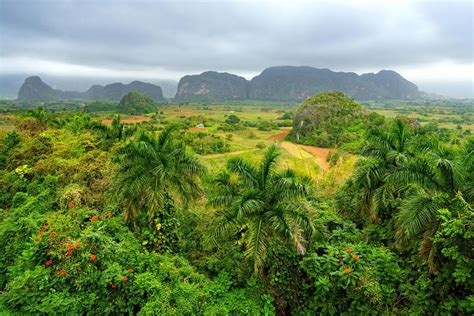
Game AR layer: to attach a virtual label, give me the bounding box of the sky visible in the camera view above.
[0,0,473,98]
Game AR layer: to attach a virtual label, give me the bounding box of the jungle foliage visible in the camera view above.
[0,100,472,315]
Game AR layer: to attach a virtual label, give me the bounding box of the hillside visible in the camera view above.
[17,76,164,102]
[175,71,248,101]
[291,91,366,147]
[118,91,157,114]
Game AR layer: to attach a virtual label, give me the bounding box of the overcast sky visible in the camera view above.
[1,0,473,97]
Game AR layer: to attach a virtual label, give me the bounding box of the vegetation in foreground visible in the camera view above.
[0,92,472,315]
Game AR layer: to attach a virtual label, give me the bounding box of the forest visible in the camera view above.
[0,92,472,315]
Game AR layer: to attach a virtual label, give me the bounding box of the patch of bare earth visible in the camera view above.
[280,141,331,171]
[101,116,150,125]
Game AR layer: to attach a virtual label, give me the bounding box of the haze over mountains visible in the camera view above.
[16,66,421,102]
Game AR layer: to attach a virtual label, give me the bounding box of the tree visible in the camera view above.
[225,114,240,125]
[351,119,416,223]
[112,126,206,222]
[390,141,473,272]
[210,145,314,274]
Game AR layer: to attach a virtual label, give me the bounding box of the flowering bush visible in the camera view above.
[0,187,261,314]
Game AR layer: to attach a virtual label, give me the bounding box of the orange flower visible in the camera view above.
[46,259,53,266]
[91,216,99,221]
[353,255,360,261]
[67,250,73,256]
[346,248,353,254]
[122,276,128,281]
[344,267,351,274]
[66,244,74,250]
[89,254,97,262]
[75,243,81,249]
[127,268,134,273]
[50,231,57,237]
[106,213,113,217]
[41,225,48,231]
[38,231,44,236]
[67,203,75,209]
[60,270,66,277]
[111,284,117,289]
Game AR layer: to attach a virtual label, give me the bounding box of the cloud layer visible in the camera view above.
[1,0,473,97]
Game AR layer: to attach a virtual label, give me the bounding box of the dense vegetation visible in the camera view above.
[291,91,372,149]
[118,92,157,115]
[0,94,472,314]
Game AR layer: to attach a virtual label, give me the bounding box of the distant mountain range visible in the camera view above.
[176,66,420,101]
[14,66,421,102]
[17,76,164,102]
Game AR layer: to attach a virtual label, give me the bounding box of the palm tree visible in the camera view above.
[389,141,473,272]
[112,126,206,221]
[210,145,314,274]
[351,119,418,223]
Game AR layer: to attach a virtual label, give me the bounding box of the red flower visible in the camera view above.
[50,231,57,237]
[353,255,360,261]
[67,250,73,256]
[346,248,353,254]
[60,270,66,277]
[343,267,351,274]
[91,216,99,221]
[38,231,44,236]
[127,268,134,273]
[41,225,48,231]
[46,259,53,266]
[75,243,81,249]
[89,254,97,262]
[66,244,74,250]
[122,276,128,282]
[111,284,117,289]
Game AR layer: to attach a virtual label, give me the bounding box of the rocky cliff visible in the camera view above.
[175,71,249,101]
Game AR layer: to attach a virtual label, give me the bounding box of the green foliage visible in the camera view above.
[225,114,240,125]
[118,92,157,115]
[0,106,472,314]
[210,145,314,273]
[291,91,366,147]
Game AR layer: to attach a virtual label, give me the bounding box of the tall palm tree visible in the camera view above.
[389,141,473,272]
[210,145,314,274]
[351,119,418,222]
[113,126,206,221]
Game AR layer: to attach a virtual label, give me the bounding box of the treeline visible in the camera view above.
[0,108,472,314]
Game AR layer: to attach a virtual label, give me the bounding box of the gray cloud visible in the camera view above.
[0,0,473,97]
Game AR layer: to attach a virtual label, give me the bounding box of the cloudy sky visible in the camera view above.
[1,0,473,97]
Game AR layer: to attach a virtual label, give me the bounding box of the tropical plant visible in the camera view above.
[351,119,416,223]
[210,145,314,274]
[112,126,206,222]
[390,140,473,272]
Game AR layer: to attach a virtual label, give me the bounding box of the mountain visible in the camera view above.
[16,76,164,102]
[175,71,249,101]
[291,91,365,147]
[17,76,59,101]
[118,91,157,114]
[249,66,419,101]
[172,66,419,102]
